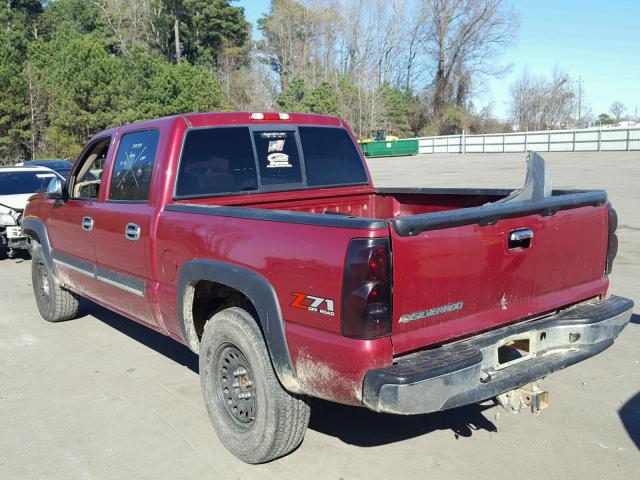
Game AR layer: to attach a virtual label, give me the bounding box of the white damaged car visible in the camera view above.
[0,166,64,258]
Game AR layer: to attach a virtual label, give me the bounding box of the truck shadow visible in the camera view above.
[619,392,640,450]
[630,313,639,325]
[80,300,199,374]
[308,398,497,447]
[82,300,498,446]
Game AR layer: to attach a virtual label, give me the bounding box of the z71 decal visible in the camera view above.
[290,292,335,316]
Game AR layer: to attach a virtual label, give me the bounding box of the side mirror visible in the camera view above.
[46,177,66,200]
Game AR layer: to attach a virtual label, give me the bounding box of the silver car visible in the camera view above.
[0,166,64,258]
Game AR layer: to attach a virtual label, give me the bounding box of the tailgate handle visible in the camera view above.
[509,229,533,249]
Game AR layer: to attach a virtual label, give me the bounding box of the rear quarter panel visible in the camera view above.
[155,212,392,404]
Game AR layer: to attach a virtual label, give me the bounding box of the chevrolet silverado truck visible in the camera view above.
[23,112,633,463]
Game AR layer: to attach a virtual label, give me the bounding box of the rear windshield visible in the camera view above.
[253,130,303,187]
[175,126,367,198]
[175,127,258,197]
[0,171,57,195]
[299,127,367,186]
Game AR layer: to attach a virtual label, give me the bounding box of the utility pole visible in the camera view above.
[577,76,582,127]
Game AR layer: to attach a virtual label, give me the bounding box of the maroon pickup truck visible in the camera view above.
[23,112,632,463]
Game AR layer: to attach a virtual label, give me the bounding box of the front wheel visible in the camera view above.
[199,307,310,463]
[31,244,80,322]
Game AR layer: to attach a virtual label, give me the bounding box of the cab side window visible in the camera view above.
[70,138,110,200]
[109,130,159,202]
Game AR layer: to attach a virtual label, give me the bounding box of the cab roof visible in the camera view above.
[89,112,345,140]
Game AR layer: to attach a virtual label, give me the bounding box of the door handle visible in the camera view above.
[81,216,94,232]
[125,223,141,241]
[508,228,533,249]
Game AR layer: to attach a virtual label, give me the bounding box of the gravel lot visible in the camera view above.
[1,151,638,479]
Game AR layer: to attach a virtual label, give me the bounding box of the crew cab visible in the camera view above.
[23,112,633,463]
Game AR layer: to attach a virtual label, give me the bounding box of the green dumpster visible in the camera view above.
[358,139,419,157]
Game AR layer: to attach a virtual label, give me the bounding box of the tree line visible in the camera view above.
[0,1,623,164]
[256,0,519,139]
[1,0,252,162]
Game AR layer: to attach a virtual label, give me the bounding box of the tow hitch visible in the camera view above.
[497,381,549,414]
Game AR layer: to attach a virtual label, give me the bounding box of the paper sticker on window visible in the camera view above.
[260,132,287,139]
[267,152,292,168]
[268,139,285,152]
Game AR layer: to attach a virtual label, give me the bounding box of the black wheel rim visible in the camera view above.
[37,261,50,300]
[215,344,256,425]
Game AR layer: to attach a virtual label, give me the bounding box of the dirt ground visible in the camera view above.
[0,151,638,479]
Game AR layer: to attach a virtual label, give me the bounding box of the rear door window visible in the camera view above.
[175,127,258,197]
[109,129,159,201]
[298,127,368,187]
[253,130,303,187]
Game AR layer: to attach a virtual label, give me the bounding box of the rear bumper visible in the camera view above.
[362,295,633,414]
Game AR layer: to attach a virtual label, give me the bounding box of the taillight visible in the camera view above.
[341,238,392,339]
[605,203,618,275]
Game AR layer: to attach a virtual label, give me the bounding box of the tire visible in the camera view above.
[31,244,80,322]
[199,307,310,463]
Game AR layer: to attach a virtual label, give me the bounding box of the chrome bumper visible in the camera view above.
[363,296,634,415]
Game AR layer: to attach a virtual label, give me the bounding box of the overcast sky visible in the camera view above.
[238,0,640,120]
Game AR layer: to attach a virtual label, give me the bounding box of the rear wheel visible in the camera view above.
[199,307,310,463]
[31,244,80,322]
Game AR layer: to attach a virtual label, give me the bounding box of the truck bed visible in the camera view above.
[173,186,606,231]
[174,186,499,218]
[172,186,610,355]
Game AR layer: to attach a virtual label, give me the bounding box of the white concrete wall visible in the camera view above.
[416,126,640,154]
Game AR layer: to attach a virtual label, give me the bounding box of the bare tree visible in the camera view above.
[471,103,509,133]
[508,68,577,131]
[610,101,626,122]
[257,0,335,90]
[218,39,258,110]
[399,3,430,91]
[422,0,517,115]
[93,0,156,56]
[258,0,406,90]
[255,0,517,135]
